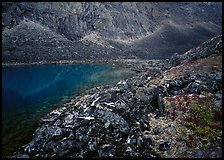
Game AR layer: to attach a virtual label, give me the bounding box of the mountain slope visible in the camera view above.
[129,21,221,58]
[2,2,222,63]
[2,20,128,63]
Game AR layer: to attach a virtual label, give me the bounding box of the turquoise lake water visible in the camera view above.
[2,63,132,156]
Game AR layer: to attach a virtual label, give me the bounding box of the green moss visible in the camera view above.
[200,91,214,100]
[195,126,218,137]
[186,121,196,128]
[190,105,214,125]
[185,103,221,137]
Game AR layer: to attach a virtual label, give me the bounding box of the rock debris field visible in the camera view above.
[11,35,222,158]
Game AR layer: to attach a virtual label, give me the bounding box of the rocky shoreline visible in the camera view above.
[10,35,222,158]
[2,59,121,66]
[2,58,168,66]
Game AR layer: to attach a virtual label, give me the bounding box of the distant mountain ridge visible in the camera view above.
[2,2,222,63]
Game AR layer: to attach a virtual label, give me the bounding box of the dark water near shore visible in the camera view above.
[2,63,133,156]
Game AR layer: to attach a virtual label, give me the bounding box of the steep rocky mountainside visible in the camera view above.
[2,2,222,62]
[11,35,222,158]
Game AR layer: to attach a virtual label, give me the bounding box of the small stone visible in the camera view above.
[195,149,204,157]
[143,130,151,139]
[137,136,143,146]
[12,154,30,158]
[199,94,206,98]
[104,121,110,128]
[159,141,170,151]
[88,141,97,151]
[126,146,132,152]
[126,136,131,144]
[153,127,160,135]
[210,151,218,158]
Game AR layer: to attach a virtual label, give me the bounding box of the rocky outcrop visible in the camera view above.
[11,35,222,158]
[2,2,222,40]
[2,2,222,63]
[169,34,222,66]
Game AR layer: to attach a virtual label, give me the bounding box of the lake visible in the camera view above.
[2,63,133,156]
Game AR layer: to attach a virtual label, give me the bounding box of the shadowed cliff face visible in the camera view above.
[2,2,222,62]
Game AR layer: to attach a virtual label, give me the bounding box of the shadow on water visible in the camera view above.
[2,63,133,156]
